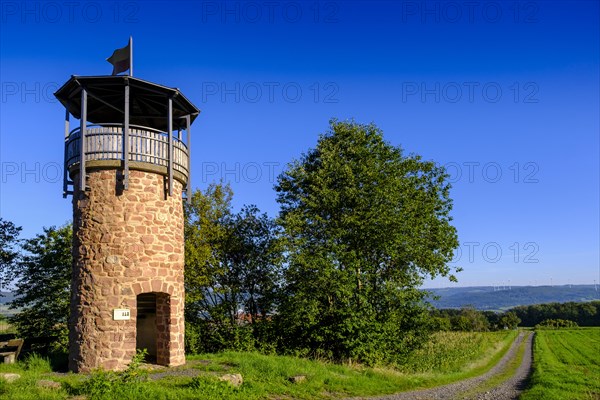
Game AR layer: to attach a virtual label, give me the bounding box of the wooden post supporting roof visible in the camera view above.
[167,96,173,197]
[123,82,130,190]
[80,88,87,194]
[186,114,191,202]
[63,109,70,198]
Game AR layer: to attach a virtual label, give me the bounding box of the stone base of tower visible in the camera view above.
[69,169,186,372]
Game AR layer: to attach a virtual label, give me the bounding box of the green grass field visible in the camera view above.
[521,328,600,400]
[0,330,516,400]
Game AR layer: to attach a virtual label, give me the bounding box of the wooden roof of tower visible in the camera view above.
[55,75,200,132]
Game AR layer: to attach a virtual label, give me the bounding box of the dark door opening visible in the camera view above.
[136,293,157,362]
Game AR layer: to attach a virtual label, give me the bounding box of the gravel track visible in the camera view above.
[348,331,534,400]
[472,332,534,400]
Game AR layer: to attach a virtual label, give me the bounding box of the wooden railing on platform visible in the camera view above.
[65,124,189,179]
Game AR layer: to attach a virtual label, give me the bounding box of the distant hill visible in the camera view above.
[3,287,599,316]
[425,285,599,311]
[0,291,18,316]
[0,291,16,303]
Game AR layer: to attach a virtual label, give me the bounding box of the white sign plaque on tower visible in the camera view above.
[113,309,131,320]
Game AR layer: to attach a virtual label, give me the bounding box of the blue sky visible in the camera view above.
[0,1,598,288]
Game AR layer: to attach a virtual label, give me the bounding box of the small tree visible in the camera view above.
[226,205,283,325]
[0,218,21,292]
[184,184,282,353]
[7,224,72,353]
[184,183,233,352]
[499,311,521,329]
[184,183,233,317]
[451,307,489,331]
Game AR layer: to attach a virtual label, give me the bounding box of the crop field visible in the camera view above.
[0,330,516,400]
[521,328,600,400]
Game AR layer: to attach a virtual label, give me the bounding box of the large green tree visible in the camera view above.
[8,224,72,352]
[275,120,459,364]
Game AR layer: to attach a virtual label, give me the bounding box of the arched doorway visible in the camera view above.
[136,293,157,362]
[136,292,171,365]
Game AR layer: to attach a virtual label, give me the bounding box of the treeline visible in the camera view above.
[430,308,521,331]
[509,301,600,327]
[428,301,600,332]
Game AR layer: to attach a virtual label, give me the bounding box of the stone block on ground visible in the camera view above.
[219,373,243,387]
[37,379,62,389]
[0,373,21,383]
[288,374,307,384]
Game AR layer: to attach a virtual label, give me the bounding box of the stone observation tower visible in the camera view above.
[55,76,199,372]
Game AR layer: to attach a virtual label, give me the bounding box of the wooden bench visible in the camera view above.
[0,339,24,364]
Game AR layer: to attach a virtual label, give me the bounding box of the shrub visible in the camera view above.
[535,319,579,329]
[24,353,53,373]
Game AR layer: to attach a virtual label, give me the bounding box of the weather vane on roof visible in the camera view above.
[106,36,133,76]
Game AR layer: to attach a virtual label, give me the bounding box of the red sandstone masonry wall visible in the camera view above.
[69,169,185,372]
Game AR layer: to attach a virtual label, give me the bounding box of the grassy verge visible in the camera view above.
[0,330,517,400]
[0,353,66,400]
[398,330,517,374]
[520,327,600,400]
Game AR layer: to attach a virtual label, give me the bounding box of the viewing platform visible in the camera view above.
[54,75,200,198]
